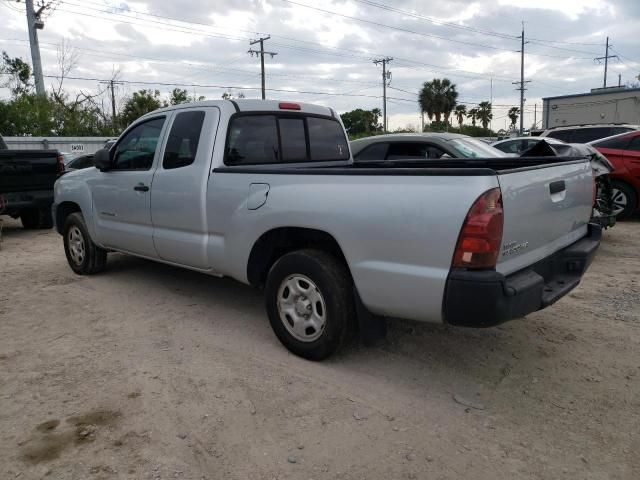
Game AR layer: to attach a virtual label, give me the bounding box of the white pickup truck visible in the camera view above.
[53,100,600,360]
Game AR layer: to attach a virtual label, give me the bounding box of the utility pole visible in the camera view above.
[99,79,124,131]
[248,36,277,100]
[618,73,622,87]
[594,36,618,88]
[490,75,493,137]
[373,57,392,132]
[25,0,45,96]
[512,24,531,136]
[533,103,537,129]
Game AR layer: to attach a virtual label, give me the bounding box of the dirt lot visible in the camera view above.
[0,217,638,480]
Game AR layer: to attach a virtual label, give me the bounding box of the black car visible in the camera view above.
[65,154,95,171]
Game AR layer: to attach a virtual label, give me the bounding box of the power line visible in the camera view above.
[350,0,517,40]
[279,0,518,52]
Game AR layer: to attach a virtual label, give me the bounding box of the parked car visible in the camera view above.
[492,136,566,155]
[104,139,117,150]
[540,124,639,143]
[65,154,94,171]
[53,100,600,360]
[0,133,64,229]
[350,133,509,161]
[60,152,75,165]
[589,131,640,218]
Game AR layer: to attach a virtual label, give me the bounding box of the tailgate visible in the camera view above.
[496,159,593,276]
[0,150,59,194]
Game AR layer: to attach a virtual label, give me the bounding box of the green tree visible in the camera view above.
[1,51,32,96]
[418,78,458,124]
[507,106,520,129]
[221,91,245,100]
[467,107,478,127]
[477,101,493,130]
[340,108,382,136]
[120,89,163,125]
[168,88,206,105]
[454,104,467,129]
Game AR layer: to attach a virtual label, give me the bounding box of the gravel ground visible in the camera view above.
[0,217,638,480]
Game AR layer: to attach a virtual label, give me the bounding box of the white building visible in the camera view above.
[542,86,640,129]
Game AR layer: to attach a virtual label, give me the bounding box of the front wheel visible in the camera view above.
[610,181,637,219]
[63,212,107,274]
[264,249,356,361]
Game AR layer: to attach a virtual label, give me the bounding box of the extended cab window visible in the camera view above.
[113,117,165,170]
[225,114,349,165]
[163,111,205,169]
[226,115,280,165]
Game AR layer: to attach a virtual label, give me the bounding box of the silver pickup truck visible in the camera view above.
[53,100,600,360]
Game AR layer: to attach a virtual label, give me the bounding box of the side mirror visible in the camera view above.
[94,148,112,171]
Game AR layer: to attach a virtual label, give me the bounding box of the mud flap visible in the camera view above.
[354,288,387,346]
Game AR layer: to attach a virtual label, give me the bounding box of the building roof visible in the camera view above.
[542,87,640,102]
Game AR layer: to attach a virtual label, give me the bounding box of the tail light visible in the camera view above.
[279,102,301,110]
[56,153,66,176]
[452,188,504,269]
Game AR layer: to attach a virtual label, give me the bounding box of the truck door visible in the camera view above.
[150,107,219,269]
[89,116,167,257]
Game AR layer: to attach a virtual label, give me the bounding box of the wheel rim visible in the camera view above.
[277,274,327,343]
[67,226,86,265]
[611,188,627,216]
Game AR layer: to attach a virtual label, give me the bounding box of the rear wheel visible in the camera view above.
[63,212,107,274]
[265,249,355,360]
[610,181,637,219]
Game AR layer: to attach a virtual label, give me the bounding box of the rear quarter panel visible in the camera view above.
[206,171,498,322]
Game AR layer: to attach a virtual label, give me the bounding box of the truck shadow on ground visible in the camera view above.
[102,252,557,391]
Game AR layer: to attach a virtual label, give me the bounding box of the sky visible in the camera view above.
[1,0,639,131]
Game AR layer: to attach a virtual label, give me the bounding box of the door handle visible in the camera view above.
[134,183,149,192]
[549,180,565,195]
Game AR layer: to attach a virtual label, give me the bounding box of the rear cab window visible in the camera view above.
[224,113,349,166]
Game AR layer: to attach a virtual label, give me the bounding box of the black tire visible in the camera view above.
[63,212,107,275]
[611,180,638,219]
[265,249,356,361]
[20,207,53,229]
[20,209,39,229]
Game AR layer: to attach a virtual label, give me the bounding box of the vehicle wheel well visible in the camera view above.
[55,201,81,234]
[247,227,350,288]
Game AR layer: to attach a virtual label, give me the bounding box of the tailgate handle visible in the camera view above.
[549,180,565,195]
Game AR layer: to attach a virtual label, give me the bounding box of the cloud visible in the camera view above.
[0,0,638,130]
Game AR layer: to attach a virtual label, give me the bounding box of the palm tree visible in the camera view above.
[477,101,493,130]
[454,105,467,129]
[507,107,520,130]
[418,78,458,124]
[467,108,479,127]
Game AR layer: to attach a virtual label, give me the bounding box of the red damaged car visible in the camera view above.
[589,131,640,218]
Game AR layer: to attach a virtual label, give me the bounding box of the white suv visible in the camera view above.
[540,124,639,143]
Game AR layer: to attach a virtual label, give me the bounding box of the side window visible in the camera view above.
[627,136,640,152]
[354,142,388,161]
[546,130,573,142]
[594,135,631,150]
[113,117,165,170]
[307,117,350,161]
[163,111,205,169]
[280,118,307,162]
[612,127,634,135]
[225,115,279,165]
[493,141,512,153]
[386,142,427,159]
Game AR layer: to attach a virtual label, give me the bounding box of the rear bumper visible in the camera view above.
[0,189,53,216]
[443,224,601,327]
